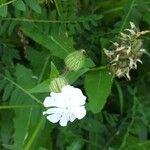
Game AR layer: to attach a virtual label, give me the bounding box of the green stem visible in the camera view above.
[24,118,45,150]
[0,0,17,8]
[0,104,40,109]
[53,0,61,17]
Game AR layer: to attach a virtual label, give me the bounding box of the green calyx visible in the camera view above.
[65,49,85,71]
[49,77,68,93]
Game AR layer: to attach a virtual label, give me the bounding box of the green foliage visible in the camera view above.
[85,68,113,113]
[0,0,150,150]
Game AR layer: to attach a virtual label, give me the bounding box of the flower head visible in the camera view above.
[104,22,149,80]
[43,85,86,127]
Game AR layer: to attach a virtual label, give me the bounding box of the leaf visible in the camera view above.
[66,68,89,84]
[0,110,13,145]
[15,64,37,89]
[21,27,73,59]
[67,139,84,150]
[27,47,51,82]
[84,68,113,113]
[2,83,14,101]
[24,118,46,150]
[21,27,95,68]
[12,108,32,149]
[29,62,59,93]
[13,0,26,11]
[0,5,7,17]
[29,79,50,93]
[25,0,41,14]
[29,68,89,94]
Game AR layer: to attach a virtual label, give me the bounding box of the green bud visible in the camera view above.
[65,49,85,71]
[49,77,68,93]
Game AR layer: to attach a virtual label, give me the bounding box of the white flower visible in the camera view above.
[43,85,86,127]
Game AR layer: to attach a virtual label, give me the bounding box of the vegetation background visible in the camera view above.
[0,0,150,149]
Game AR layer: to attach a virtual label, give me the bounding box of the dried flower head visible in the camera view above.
[104,22,149,80]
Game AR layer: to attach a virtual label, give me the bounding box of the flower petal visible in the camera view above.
[69,113,76,122]
[72,106,86,120]
[61,85,86,106]
[47,112,62,123]
[43,97,55,107]
[59,112,69,127]
[43,107,63,115]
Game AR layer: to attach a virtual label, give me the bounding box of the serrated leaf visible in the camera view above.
[85,68,113,113]
[13,0,26,11]
[2,83,14,101]
[83,22,90,30]
[25,0,41,14]
[0,5,7,17]
[15,64,37,89]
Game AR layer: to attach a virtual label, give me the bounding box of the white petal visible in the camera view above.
[71,92,86,106]
[116,46,125,52]
[43,111,47,115]
[111,54,120,63]
[72,106,86,120]
[43,85,87,126]
[113,42,119,47]
[50,92,66,108]
[43,107,63,115]
[130,22,136,29]
[50,92,61,101]
[59,112,70,127]
[61,85,86,106]
[69,113,76,122]
[140,49,146,52]
[125,29,136,35]
[47,112,62,123]
[126,70,131,80]
[43,97,55,107]
[137,59,143,64]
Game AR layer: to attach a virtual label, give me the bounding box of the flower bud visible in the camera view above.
[49,77,68,93]
[65,50,85,71]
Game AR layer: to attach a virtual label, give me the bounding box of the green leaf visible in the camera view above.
[21,27,95,68]
[85,68,113,113]
[15,64,37,89]
[67,139,84,150]
[29,62,59,93]
[0,5,7,17]
[0,110,13,145]
[21,27,73,59]
[2,83,13,101]
[30,68,89,94]
[13,0,26,11]
[66,68,89,84]
[25,0,41,14]
[29,79,50,93]
[24,118,46,150]
[13,108,32,149]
